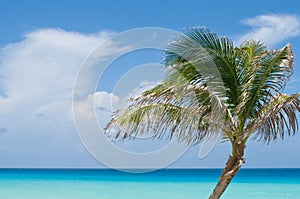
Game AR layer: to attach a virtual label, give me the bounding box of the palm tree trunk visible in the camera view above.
[209,143,245,199]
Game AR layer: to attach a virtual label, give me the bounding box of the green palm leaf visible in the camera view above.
[245,93,300,143]
[165,27,239,110]
[237,44,294,123]
[105,82,227,145]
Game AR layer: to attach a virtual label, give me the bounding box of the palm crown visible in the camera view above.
[105,27,299,146]
[104,27,300,199]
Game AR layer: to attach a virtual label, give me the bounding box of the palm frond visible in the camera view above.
[244,93,300,143]
[237,44,294,123]
[104,82,229,145]
[164,27,239,111]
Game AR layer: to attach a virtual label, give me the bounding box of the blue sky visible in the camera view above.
[0,0,300,168]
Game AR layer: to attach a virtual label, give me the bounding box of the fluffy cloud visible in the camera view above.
[1,29,107,111]
[236,14,300,47]
[0,28,128,167]
[75,91,120,127]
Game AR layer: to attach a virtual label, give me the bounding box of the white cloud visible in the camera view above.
[0,28,130,167]
[1,29,105,112]
[75,91,120,126]
[236,14,300,47]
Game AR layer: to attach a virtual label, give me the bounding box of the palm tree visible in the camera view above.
[104,27,300,199]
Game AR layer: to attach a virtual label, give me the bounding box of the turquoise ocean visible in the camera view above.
[0,169,299,199]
